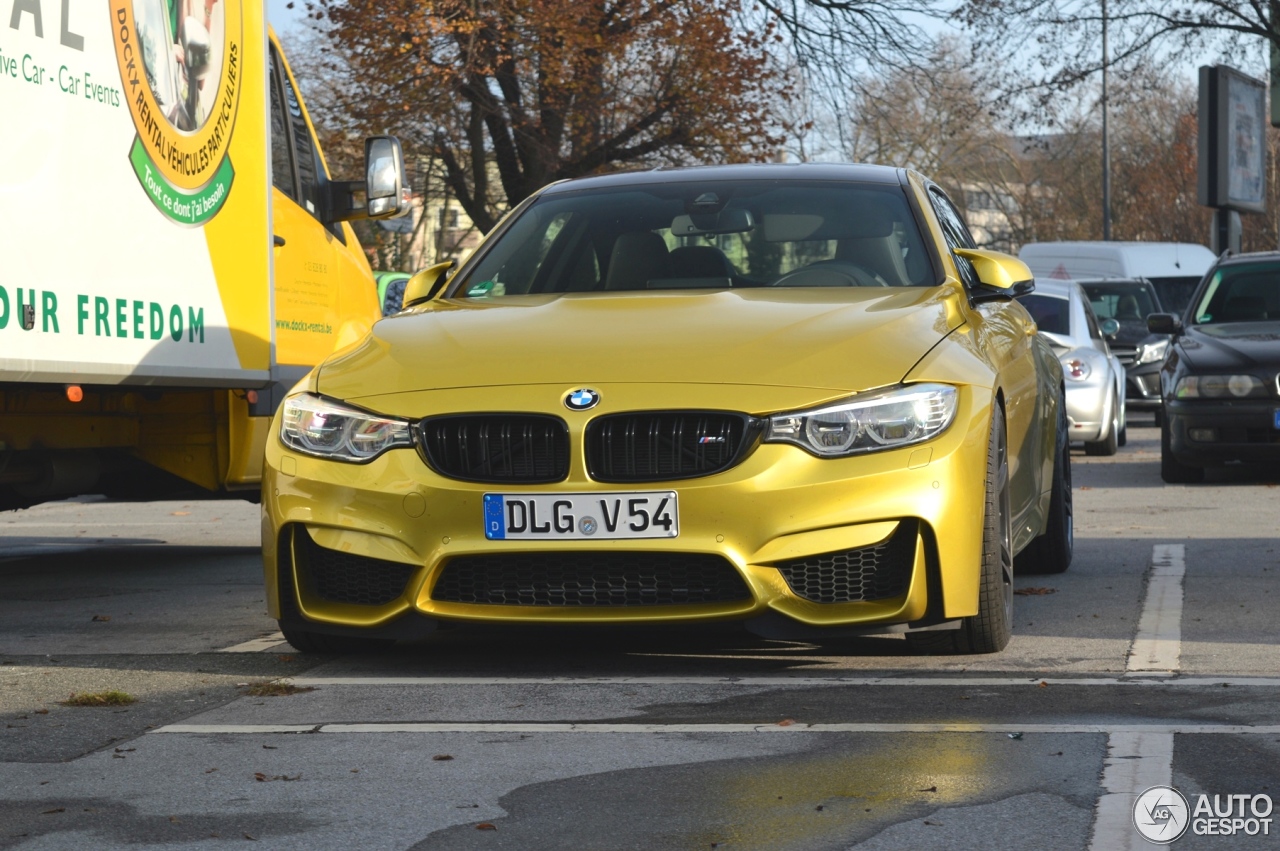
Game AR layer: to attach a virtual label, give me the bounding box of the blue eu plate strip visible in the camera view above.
[483,494,506,540]
[1274,409,1280,430]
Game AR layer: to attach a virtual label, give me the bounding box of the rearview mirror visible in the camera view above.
[671,209,754,236]
[953,248,1035,304]
[401,260,456,309]
[365,136,407,219]
[1147,313,1183,335]
[1100,318,1121,338]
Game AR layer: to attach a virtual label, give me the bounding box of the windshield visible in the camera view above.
[1080,283,1159,322]
[1017,293,1071,336]
[449,181,936,297]
[1192,263,1280,324]
[1145,275,1202,315]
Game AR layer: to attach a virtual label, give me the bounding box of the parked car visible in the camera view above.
[1077,278,1170,418]
[262,163,1074,656]
[1019,241,1214,315]
[375,271,412,317]
[1149,250,1280,483]
[1018,278,1127,455]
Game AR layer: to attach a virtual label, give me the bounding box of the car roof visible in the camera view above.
[538,163,905,195]
[1018,241,1215,277]
[1216,250,1280,267]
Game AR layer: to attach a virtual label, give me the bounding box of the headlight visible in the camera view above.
[280,393,414,462]
[1134,338,1170,365]
[1062,357,1092,381]
[765,384,958,457]
[1174,374,1267,399]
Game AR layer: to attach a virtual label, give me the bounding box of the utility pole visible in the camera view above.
[1101,0,1112,240]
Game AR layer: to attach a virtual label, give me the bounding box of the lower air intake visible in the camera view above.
[293,527,415,606]
[431,552,751,607]
[772,520,917,604]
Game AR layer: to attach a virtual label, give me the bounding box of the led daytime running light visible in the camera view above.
[280,394,414,462]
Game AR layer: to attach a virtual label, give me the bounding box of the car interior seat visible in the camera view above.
[604,232,672,290]
[669,245,734,279]
[834,234,910,285]
[1115,294,1143,321]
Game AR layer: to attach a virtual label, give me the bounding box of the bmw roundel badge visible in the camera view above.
[565,388,600,411]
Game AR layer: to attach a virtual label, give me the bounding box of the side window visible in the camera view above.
[928,189,980,289]
[268,50,295,200]
[279,65,321,218]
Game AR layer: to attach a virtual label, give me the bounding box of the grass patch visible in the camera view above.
[242,681,315,697]
[59,690,137,707]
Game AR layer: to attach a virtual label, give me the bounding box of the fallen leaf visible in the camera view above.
[171,511,191,516]
[254,773,268,782]
[432,754,453,761]
[91,615,112,622]
[169,816,180,823]
[815,805,824,811]
[1038,681,1049,688]
[924,820,943,826]
[476,823,497,831]
[350,769,359,773]
[917,785,937,792]
[114,747,135,753]
[41,808,65,815]
[777,719,796,727]
[34,709,48,715]
[277,655,295,662]
[112,753,126,759]
[1051,751,1064,756]
[262,745,277,750]
[1014,587,1056,596]
[244,833,257,841]
[1079,486,1093,491]
[205,768,218,774]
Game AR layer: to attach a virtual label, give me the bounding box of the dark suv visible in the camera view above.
[1147,252,1280,482]
[1078,278,1169,417]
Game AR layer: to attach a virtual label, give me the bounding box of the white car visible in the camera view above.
[1018,279,1127,455]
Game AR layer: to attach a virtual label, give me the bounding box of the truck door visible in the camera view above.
[268,41,345,368]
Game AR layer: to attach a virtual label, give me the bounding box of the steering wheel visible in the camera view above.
[768,262,888,288]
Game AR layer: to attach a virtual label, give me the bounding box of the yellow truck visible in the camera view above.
[1,0,406,509]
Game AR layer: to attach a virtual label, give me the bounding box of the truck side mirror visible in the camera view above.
[1147,313,1182,335]
[325,135,409,223]
[365,136,407,219]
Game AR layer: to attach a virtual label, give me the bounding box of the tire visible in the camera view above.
[1117,423,1127,447]
[907,413,1013,654]
[1017,391,1072,574]
[1084,392,1119,456]
[279,622,396,654]
[1160,419,1204,484]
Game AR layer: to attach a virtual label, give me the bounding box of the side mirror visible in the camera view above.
[954,248,1035,304]
[401,260,456,309]
[364,136,407,220]
[1100,318,1121,338]
[1147,313,1183,335]
[325,135,410,223]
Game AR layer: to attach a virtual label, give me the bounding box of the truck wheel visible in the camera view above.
[1017,392,1072,575]
[279,623,395,655]
[907,413,1013,655]
[1160,420,1204,484]
[1084,393,1119,456]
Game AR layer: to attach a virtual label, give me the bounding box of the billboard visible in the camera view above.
[1198,64,1268,214]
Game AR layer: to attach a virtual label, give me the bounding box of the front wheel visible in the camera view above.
[907,413,1013,654]
[1017,390,1073,575]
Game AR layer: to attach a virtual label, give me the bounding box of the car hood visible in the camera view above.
[1178,322,1280,371]
[318,288,962,402]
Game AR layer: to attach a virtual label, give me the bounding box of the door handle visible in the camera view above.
[273,235,286,247]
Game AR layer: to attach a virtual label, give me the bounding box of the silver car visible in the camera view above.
[1018,278,1127,455]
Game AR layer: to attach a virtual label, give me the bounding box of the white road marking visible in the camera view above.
[285,675,1280,688]
[1087,731,1175,851]
[151,722,1280,735]
[1128,544,1185,673]
[216,632,288,653]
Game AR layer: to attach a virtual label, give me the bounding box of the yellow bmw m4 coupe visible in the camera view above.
[262,164,1070,655]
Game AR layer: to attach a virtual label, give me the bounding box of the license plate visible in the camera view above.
[483,492,678,540]
[1274,408,1280,430]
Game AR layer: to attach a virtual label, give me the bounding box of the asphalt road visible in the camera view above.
[2,420,1279,850]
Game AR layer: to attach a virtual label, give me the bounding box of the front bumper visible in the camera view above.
[261,383,993,636]
[1124,363,1162,410]
[1064,379,1111,443]
[1165,399,1280,465]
